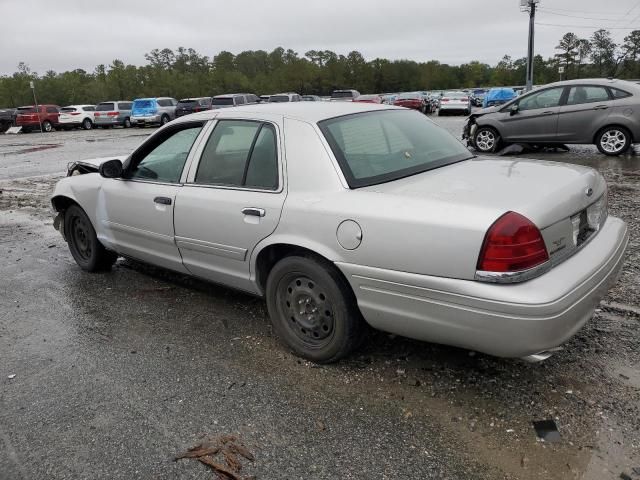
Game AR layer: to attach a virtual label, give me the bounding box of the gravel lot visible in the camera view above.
[1,117,639,480]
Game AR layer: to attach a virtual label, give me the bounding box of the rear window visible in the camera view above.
[82,106,95,111]
[213,97,234,106]
[177,100,198,107]
[397,93,421,99]
[118,102,132,110]
[269,95,290,103]
[17,107,36,114]
[60,107,77,112]
[332,91,355,99]
[97,103,115,111]
[319,110,472,188]
[134,100,155,109]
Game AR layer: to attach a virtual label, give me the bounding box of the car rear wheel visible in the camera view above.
[596,126,632,156]
[474,126,500,153]
[161,115,170,125]
[42,120,53,132]
[82,118,92,130]
[266,255,365,363]
[64,205,118,272]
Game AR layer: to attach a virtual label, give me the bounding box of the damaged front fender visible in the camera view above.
[66,161,99,177]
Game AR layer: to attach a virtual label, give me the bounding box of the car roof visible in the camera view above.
[174,102,402,124]
[535,78,640,92]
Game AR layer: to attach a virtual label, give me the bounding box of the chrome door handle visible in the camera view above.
[154,196,172,205]
[593,105,608,110]
[242,207,265,217]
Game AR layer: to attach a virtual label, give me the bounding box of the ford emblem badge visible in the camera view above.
[586,187,593,197]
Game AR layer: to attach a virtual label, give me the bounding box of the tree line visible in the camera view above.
[0,28,639,107]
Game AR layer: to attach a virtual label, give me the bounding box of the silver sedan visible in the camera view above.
[52,103,628,363]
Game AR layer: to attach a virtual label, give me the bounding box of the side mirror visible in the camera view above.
[99,159,123,178]
[510,104,519,116]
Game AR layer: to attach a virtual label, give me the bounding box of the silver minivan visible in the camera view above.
[465,79,640,156]
[94,101,133,128]
[211,93,259,109]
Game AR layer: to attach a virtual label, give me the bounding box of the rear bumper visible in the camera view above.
[58,118,82,126]
[337,216,628,358]
[131,115,160,125]
[95,117,124,125]
[439,103,469,111]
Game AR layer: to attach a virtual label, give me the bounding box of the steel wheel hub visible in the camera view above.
[601,130,626,153]
[281,275,334,344]
[71,217,92,260]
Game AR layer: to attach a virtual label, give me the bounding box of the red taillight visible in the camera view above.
[441,98,449,102]
[94,112,101,117]
[194,106,202,112]
[107,111,118,116]
[461,97,468,101]
[70,112,80,115]
[477,212,549,273]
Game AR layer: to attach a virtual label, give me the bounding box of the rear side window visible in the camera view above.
[46,106,58,113]
[83,106,95,111]
[195,120,278,190]
[235,96,245,105]
[566,86,610,105]
[157,99,172,107]
[212,97,234,106]
[60,107,77,112]
[118,102,132,110]
[97,103,115,111]
[611,88,632,99]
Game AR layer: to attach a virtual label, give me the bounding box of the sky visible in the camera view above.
[1,0,639,75]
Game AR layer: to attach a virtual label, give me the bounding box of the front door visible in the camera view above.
[499,86,566,142]
[98,122,206,272]
[174,118,285,293]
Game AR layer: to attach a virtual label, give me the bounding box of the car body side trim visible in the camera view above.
[103,220,174,245]
[174,236,247,261]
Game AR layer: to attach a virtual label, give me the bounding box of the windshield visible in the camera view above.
[96,103,115,111]
[319,110,472,188]
[269,95,290,103]
[212,97,234,106]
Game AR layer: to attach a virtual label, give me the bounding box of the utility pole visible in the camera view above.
[521,0,539,92]
[29,80,43,133]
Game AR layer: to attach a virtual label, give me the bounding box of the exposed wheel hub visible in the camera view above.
[281,275,334,343]
[71,217,92,260]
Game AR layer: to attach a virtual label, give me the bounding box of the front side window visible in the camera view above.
[157,99,172,107]
[195,120,278,190]
[320,110,472,188]
[118,102,132,110]
[517,87,565,111]
[566,86,610,105]
[127,125,203,183]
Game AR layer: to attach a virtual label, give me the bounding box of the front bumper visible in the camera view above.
[337,216,628,359]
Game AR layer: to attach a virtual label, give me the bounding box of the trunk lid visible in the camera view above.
[362,156,605,229]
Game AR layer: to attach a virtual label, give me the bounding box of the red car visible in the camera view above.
[393,93,428,113]
[354,94,383,104]
[15,105,60,132]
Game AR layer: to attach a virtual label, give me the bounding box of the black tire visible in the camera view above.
[595,126,632,156]
[123,118,131,128]
[82,118,92,130]
[265,255,365,363]
[473,126,500,153]
[64,205,117,272]
[160,114,170,125]
[42,120,53,132]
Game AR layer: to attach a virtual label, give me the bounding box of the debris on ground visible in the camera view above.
[532,420,561,443]
[7,374,16,379]
[175,434,255,479]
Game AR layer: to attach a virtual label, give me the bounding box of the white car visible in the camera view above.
[51,103,627,363]
[438,91,472,116]
[268,93,301,103]
[58,105,96,130]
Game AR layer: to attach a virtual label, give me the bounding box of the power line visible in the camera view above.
[537,6,630,15]
[538,9,627,22]
[535,22,638,29]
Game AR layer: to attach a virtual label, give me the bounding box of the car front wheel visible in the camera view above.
[474,126,500,153]
[42,120,53,132]
[82,118,92,130]
[596,126,632,156]
[64,205,118,272]
[266,255,365,363]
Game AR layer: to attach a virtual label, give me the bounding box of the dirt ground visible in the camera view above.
[1,121,639,479]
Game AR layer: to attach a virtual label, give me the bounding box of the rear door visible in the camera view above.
[98,121,207,272]
[174,116,285,292]
[557,85,613,143]
[499,87,566,142]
